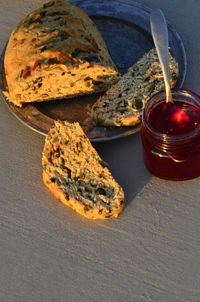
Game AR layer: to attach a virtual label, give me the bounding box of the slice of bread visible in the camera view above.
[4,0,120,107]
[42,120,125,219]
[87,48,179,127]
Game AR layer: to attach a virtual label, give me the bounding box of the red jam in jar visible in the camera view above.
[141,89,200,180]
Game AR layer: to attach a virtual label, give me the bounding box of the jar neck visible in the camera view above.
[142,88,200,146]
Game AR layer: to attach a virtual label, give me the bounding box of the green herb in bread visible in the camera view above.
[4,0,120,107]
[87,48,178,127]
[42,120,125,219]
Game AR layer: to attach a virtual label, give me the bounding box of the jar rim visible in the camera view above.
[142,88,200,143]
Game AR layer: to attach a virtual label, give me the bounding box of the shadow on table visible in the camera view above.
[93,132,151,207]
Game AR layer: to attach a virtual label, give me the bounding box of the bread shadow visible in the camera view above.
[93,132,151,207]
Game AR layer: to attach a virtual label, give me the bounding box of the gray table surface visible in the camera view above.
[1,1,200,301]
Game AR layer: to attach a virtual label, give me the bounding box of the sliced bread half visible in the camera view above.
[42,120,125,219]
[4,0,120,107]
[87,48,178,127]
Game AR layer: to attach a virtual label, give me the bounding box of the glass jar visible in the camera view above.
[141,88,200,180]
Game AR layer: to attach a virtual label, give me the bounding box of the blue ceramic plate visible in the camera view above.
[0,0,186,141]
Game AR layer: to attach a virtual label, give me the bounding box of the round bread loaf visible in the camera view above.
[4,0,120,106]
